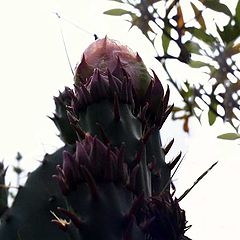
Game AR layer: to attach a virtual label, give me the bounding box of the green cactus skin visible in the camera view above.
[0,162,8,217]
[0,146,75,240]
[49,90,78,145]
[0,38,190,240]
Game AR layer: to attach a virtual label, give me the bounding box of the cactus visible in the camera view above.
[0,37,190,239]
[0,161,8,217]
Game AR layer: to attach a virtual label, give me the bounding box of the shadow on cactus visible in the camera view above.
[0,37,191,240]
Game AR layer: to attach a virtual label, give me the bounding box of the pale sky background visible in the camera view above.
[0,0,240,239]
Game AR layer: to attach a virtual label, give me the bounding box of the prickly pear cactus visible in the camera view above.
[0,162,8,217]
[0,37,190,240]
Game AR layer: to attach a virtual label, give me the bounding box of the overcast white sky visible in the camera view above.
[0,0,240,239]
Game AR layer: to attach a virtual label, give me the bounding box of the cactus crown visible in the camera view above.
[67,37,172,136]
[74,37,152,99]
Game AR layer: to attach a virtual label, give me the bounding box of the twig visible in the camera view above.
[55,12,74,76]
[178,161,218,202]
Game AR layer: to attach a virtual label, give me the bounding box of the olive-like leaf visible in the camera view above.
[189,60,207,68]
[236,0,240,24]
[208,109,216,126]
[208,101,217,125]
[191,2,206,30]
[202,1,232,17]
[162,28,171,53]
[185,41,201,55]
[217,132,240,140]
[216,23,240,44]
[186,27,216,44]
[103,8,132,16]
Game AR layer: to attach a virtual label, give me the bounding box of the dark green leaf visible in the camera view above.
[185,41,201,55]
[208,109,216,125]
[217,132,240,140]
[191,3,206,30]
[189,60,207,68]
[103,8,131,16]
[162,28,171,53]
[186,27,216,45]
[208,101,217,125]
[236,0,240,23]
[180,82,193,99]
[203,1,232,17]
[216,23,240,44]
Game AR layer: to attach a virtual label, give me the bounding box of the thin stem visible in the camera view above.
[178,161,218,201]
[55,13,74,76]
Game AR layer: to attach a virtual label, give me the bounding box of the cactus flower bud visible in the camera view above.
[74,37,151,100]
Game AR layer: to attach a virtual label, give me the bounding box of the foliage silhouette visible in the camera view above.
[105,0,240,133]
